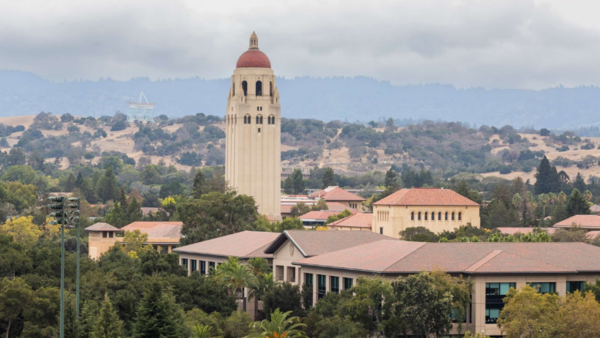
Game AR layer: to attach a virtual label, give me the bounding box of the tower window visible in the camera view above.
[268,115,275,125]
[258,128,261,133]
[242,81,248,96]
[270,81,273,97]
[256,81,263,96]
[424,212,428,221]
[232,82,235,96]
[411,212,414,221]
[458,212,462,221]
[256,115,263,124]
[244,115,251,124]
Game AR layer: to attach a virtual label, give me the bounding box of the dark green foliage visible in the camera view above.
[322,167,335,188]
[399,226,439,242]
[178,152,202,166]
[262,282,305,318]
[566,188,590,216]
[96,166,119,202]
[133,279,188,338]
[169,273,237,314]
[291,169,305,194]
[178,191,258,245]
[159,181,184,199]
[92,294,124,338]
[110,120,127,132]
[401,168,434,188]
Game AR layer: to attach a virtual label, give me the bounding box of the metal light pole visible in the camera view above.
[48,197,66,338]
[67,198,81,317]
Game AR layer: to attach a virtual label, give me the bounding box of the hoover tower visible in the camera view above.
[225,32,281,219]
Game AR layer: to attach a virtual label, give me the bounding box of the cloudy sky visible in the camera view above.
[1,0,599,89]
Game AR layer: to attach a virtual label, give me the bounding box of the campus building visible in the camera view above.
[175,230,600,337]
[85,221,183,259]
[309,186,366,210]
[225,32,281,220]
[372,187,480,237]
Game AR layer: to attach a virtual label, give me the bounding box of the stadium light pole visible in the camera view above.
[48,196,66,338]
[67,197,81,317]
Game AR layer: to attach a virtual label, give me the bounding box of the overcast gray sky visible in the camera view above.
[1,0,599,89]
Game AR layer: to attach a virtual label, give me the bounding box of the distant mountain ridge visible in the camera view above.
[1,70,599,129]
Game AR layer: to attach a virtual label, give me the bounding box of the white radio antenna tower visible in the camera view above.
[127,91,156,123]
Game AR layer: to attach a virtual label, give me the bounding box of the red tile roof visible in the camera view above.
[121,221,183,239]
[295,241,600,274]
[236,50,271,68]
[587,231,600,239]
[299,210,359,221]
[310,186,365,202]
[264,230,394,257]
[281,204,293,214]
[329,213,372,229]
[554,215,600,229]
[85,222,120,232]
[174,231,280,259]
[374,188,479,206]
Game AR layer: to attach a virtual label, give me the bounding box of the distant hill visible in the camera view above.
[1,70,600,129]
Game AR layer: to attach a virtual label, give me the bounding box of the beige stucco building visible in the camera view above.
[225,32,281,220]
[373,188,480,237]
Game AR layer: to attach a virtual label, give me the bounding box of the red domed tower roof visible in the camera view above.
[236,32,271,69]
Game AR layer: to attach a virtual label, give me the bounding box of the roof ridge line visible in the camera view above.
[500,248,577,272]
[464,249,503,272]
[382,241,427,272]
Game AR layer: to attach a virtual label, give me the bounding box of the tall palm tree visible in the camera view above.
[214,256,256,311]
[248,272,278,320]
[248,309,307,338]
[246,257,271,277]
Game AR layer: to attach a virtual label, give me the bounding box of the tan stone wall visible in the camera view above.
[272,241,303,284]
[88,232,120,260]
[372,205,480,237]
[225,67,281,220]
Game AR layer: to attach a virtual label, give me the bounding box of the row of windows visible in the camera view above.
[349,202,359,209]
[234,80,274,97]
[241,114,276,125]
[411,211,462,221]
[181,258,216,275]
[377,210,389,222]
[485,282,585,323]
[304,273,353,301]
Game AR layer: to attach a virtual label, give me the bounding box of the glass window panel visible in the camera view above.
[500,283,510,295]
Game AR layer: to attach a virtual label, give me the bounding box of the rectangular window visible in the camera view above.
[317,275,326,299]
[567,281,585,293]
[379,227,383,234]
[305,273,313,287]
[451,308,467,323]
[486,283,515,324]
[344,278,353,290]
[411,212,414,221]
[109,232,114,238]
[418,212,421,221]
[191,260,197,271]
[425,212,428,220]
[200,261,206,275]
[209,261,215,270]
[452,212,455,221]
[103,231,107,238]
[330,276,339,294]
[182,258,188,269]
[527,282,556,294]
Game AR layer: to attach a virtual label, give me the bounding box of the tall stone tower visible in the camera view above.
[225,32,281,220]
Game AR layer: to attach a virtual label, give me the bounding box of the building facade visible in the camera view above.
[225,32,281,220]
[373,188,480,237]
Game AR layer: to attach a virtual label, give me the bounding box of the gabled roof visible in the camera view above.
[263,230,394,257]
[173,231,280,259]
[329,213,372,229]
[310,186,365,202]
[294,241,600,274]
[85,222,120,232]
[299,210,360,222]
[554,215,600,229]
[121,221,183,239]
[374,188,479,206]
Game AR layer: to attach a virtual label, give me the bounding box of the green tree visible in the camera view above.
[123,230,148,256]
[96,166,119,202]
[1,165,37,185]
[399,226,438,242]
[248,272,278,320]
[64,173,76,192]
[178,191,258,245]
[574,172,586,193]
[192,170,206,199]
[283,176,294,195]
[311,199,328,211]
[534,156,555,194]
[262,283,305,318]
[497,285,559,338]
[133,280,188,338]
[92,293,124,338]
[324,209,352,225]
[214,257,256,310]
[0,277,33,338]
[248,309,307,338]
[0,216,42,246]
[291,169,305,194]
[79,300,100,338]
[125,197,143,225]
[21,286,60,337]
[566,188,590,216]
[290,203,310,218]
[538,193,550,218]
[192,324,215,338]
[119,186,128,211]
[322,167,335,188]
[223,310,252,338]
[103,202,125,228]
